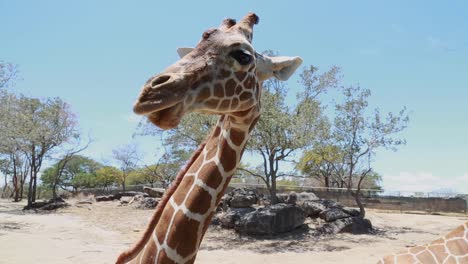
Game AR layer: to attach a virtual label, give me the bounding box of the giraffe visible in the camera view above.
[116,13,303,264]
[377,221,468,264]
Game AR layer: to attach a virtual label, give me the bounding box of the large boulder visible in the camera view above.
[218,207,256,228]
[135,197,161,209]
[225,188,258,208]
[319,208,350,222]
[234,203,306,235]
[113,191,148,200]
[120,196,133,204]
[276,192,300,204]
[297,192,319,202]
[143,187,165,198]
[317,199,343,209]
[317,216,373,235]
[41,202,69,210]
[96,195,115,202]
[300,200,326,218]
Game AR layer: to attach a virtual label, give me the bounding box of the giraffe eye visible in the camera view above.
[229,50,253,65]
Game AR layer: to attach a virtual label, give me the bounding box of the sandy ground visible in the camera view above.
[0,198,466,264]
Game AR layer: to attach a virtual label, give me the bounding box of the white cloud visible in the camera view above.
[382,171,468,194]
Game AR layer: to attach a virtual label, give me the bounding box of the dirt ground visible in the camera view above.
[0,198,466,264]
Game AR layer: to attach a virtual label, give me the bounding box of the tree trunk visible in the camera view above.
[269,174,278,204]
[351,191,366,218]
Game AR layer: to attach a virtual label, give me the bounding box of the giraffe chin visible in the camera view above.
[146,102,184,130]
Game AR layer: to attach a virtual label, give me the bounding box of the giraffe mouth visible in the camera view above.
[146,102,184,130]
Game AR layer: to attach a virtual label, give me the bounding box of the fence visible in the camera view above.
[80,183,468,214]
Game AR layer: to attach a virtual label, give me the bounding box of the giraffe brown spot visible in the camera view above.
[444,256,457,264]
[244,76,255,89]
[445,225,464,239]
[205,98,219,108]
[235,71,247,82]
[231,98,239,109]
[415,250,438,264]
[212,125,221,138]
[220,140,237,172]
[205,143,217,160]
[200,74,213,83]
[188,155,204,174]
[446,238,465,255]
[213,83,224,97]
[216,175,233,203]
[248,64,255,72]
[166,211,199,258]
[408,246,425,254]
[220,99,230,109]
[155,205,175,244]
[225,79,236,96]
[198,161,223,189]
[396,254,416,263]
[173,176,195,206]
[191,80,201,90]
[156,250,176,264]
[428,244,449,262]
[198,86,211,101]
[239,91,252,101]
[140,238,157,263]
[230,128,245,146]
[218,69,231,78]
[185,184,212,214]
[235,85,243,94]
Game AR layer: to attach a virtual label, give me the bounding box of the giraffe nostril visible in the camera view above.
[151,75,171,88]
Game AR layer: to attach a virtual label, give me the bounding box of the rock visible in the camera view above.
[317,199,343,209]
[76,198,94,205]
[41,202,69,210]
[342,207,361,217]
[113,191,148,200]
[120,196,133,204]
[300,201,326,218]
[277,192,301,204]
[218,207,255,228]
[234,203,306,235]
[48,197,66,203]
[135,197,161,209]
[96,195,115,202]
[297,192,319,202]
[143,187,165,198]
[319,208,350,222]
[317,217,372,235]
[28,201,49,209]
[225,188,258,208]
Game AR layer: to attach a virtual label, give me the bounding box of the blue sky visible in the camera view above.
[2,1,467,193]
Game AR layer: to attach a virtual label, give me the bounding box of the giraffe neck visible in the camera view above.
[378,221,468,264]
[128,112,258,264]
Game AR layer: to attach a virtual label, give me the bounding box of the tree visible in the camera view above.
[95,166,120,190]
[300,85,408,217]
[0,60,19,89]
[297,142,343,189]
[41,153,99,198]
[112,144,139,191]
[240,64,340,203]
[19,96,79,207]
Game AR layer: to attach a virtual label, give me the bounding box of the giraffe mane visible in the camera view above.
[115,142,206,264]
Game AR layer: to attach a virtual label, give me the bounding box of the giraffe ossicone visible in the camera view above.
[117,13,302,264]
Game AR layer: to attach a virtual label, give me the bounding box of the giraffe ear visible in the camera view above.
[257,55,303,81]
[177,47,194,58]
[269,56,303,81]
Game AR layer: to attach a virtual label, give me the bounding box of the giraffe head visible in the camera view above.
[133,13,303,129]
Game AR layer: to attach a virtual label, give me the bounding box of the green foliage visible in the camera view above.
[95,166,121,189]
[40,155,102,191]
